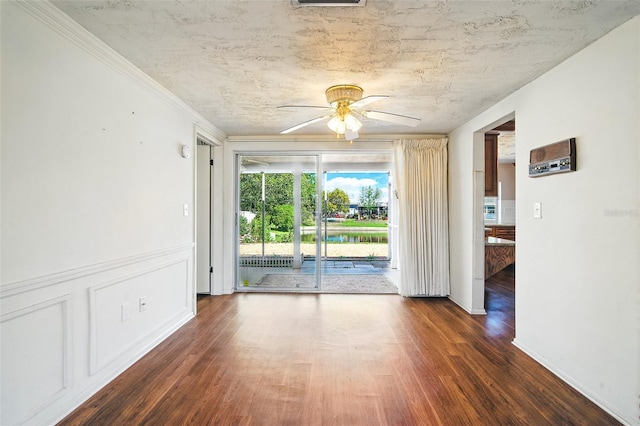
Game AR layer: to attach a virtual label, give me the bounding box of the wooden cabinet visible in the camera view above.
[494,226,515,241]
[484,133,498,196]
[486,225,515,241]
[485,243,515,279]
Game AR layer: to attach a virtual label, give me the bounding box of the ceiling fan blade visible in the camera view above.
[345,128,359,141]
[363,110,421,127]
[242,158,270,166]
[349,95,388,110]
[277,105,331,110]
[280,116,328,134]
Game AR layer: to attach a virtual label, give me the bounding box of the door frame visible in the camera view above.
[194,127,222,299]
[196,142,213,294]
[234,152,323,291]
[222,138,399,295]
[471,112,515,314]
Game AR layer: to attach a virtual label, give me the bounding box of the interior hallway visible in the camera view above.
[59,266,617,425]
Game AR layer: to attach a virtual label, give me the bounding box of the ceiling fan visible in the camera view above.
[278,84,421,140]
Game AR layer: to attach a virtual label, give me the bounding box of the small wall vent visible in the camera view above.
[292,0,366,7]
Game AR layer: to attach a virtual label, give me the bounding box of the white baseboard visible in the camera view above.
[1,245,196,425]
[46,311,194,425]
[512,338,630,425]
[448,295,486,315]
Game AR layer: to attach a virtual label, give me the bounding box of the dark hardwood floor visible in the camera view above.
[60,265,618,425]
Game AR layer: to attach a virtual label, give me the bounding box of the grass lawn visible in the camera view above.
[340,219,388,228]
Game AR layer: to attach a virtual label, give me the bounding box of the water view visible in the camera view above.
[301,232,388,244]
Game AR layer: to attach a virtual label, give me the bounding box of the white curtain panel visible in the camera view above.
[393,138,450,296]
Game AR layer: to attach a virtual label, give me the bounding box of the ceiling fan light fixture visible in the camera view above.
[345,113,362,132]
[327,112,361,138]
[327,115,346,134]
[325,84,363,106]
[278,84,419,137]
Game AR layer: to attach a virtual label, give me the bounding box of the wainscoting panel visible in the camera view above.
[89,259,190,374]
[0,245,195,425]
[0,296,71,426]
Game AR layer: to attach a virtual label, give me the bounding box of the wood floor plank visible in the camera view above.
[59,268,619,425]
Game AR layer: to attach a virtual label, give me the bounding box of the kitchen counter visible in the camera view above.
[485,237,516,279]
[485,236,516,246]
[484,221,516,227]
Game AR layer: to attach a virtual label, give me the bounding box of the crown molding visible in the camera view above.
[195,124,224,146]
[14,0,227,142]
[227,133,447,143]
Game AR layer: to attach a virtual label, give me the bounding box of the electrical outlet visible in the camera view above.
[121,302,131,322]
[139,296,147,312]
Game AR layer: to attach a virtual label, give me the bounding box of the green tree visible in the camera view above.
[239,173,293,215]
[250,211,272,242]
[325,188,350,217]
[239,173,262,213]
[271,204,294,232]
[301,173,317,226]
[240,171,317,227]
[239,214,253,243]
[359,186,381,218]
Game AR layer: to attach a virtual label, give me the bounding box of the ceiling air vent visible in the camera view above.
[292,0,366,6]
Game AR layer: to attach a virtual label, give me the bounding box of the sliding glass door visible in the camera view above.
[236,154,320,290]
[235,151,396,293]
[320,154,390,260]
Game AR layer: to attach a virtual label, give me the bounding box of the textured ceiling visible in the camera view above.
[53,1,639,137]
[498,132,516,162]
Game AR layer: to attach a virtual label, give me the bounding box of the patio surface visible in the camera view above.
[237,257,400,291]
[239,242,388,258]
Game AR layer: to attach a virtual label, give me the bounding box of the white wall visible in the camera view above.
[449,16,640,424]
[0,2,224,424]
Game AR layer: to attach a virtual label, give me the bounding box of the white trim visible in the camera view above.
[228,133,446,143]
[195,123,224,147]
[512,338,627,425]
[14,0,226,142]
[88,258,191,374]
[1,295,72,425]
[448,295,487,315]
[1,244,195,297]
[193,124,221,297]
[50,311,193,426]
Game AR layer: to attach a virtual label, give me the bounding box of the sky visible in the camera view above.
[324,172,389,204]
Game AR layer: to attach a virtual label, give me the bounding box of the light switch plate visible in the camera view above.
[183,204,189,216]
[533,202,542,219]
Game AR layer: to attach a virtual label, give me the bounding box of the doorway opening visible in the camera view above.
[483,119,516,312]
[235,151,398,294]
[196,137,214,294]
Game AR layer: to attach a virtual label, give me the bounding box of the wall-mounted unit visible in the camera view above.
[529,138,576,177]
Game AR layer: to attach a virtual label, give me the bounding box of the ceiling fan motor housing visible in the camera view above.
[325,84,363,106]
